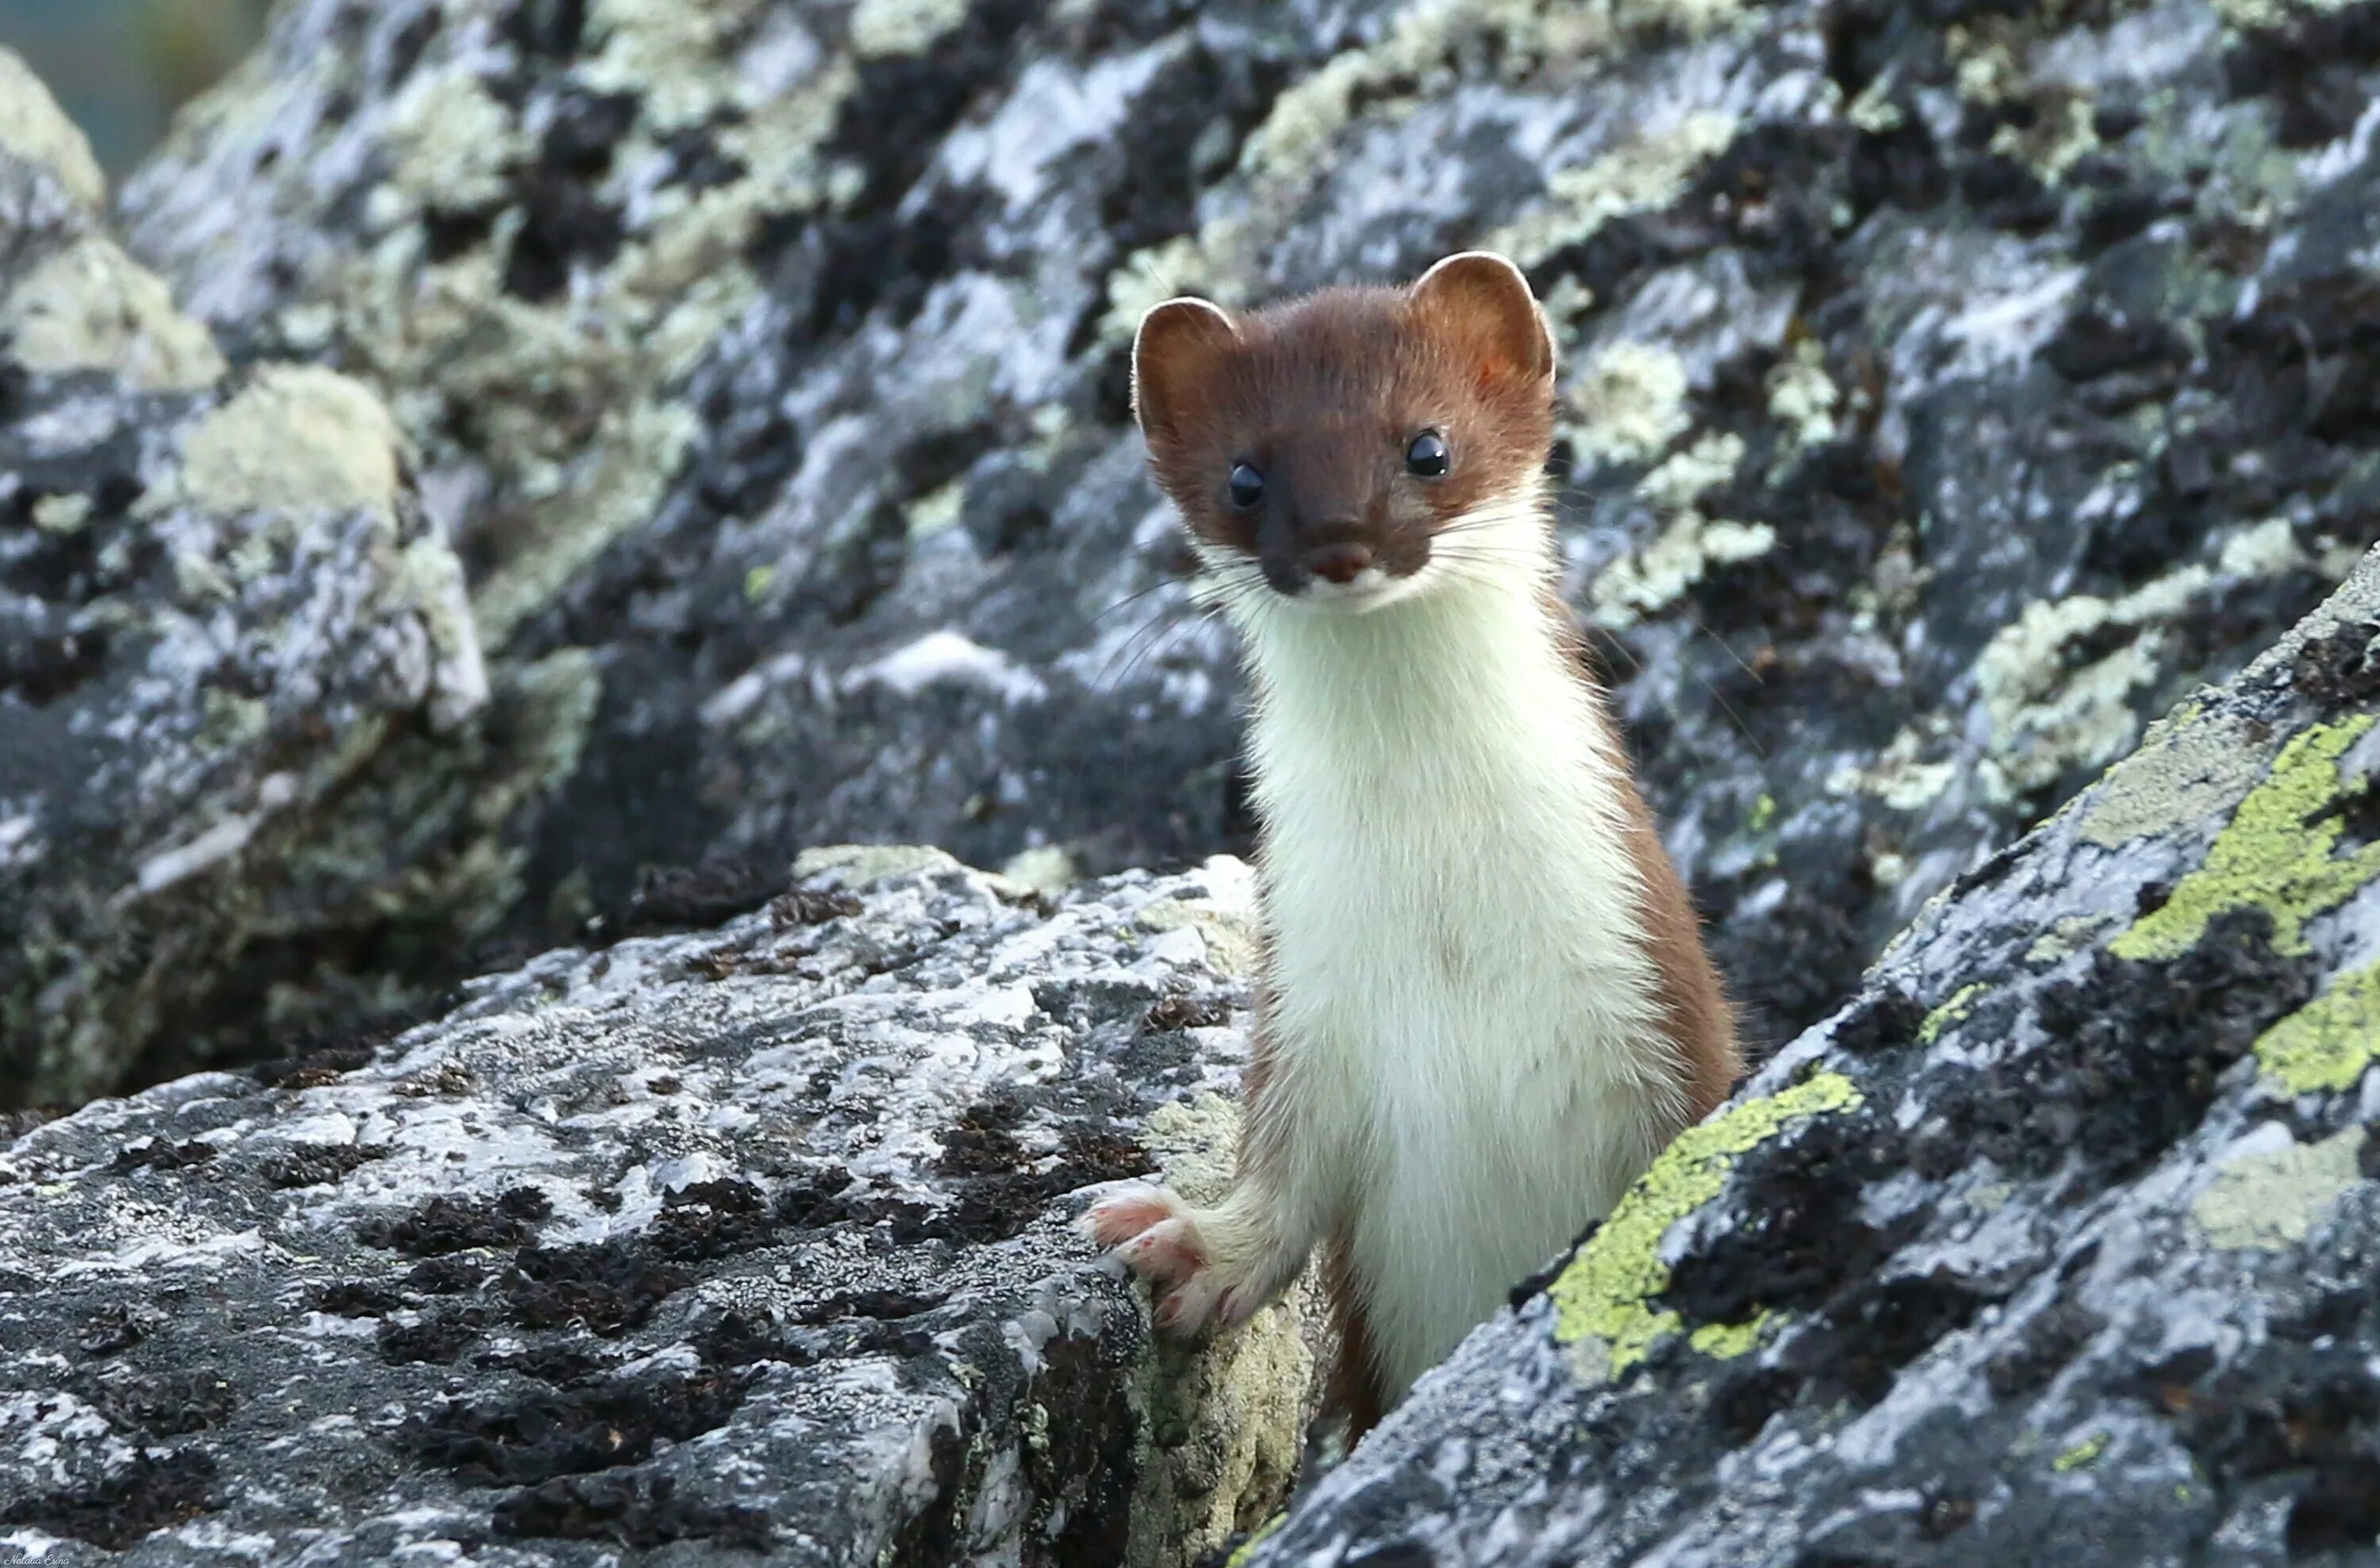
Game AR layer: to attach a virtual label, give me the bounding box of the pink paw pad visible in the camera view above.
[1083,1189,1177,1251]
[1123,1219,1204,1283]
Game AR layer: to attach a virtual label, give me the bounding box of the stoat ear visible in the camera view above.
[1131,297,1238,442]
[1409,251,1556,388]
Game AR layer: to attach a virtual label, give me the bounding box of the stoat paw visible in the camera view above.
[1081,1185,1188,1254]
[1082,1186,1256,1338]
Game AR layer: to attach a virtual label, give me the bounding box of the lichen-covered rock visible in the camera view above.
[112,0,2378,1060]
[1236,550,2380,1565]
[0,49,488,1105]
[0,852,1315,1565]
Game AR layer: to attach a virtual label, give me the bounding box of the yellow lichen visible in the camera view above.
[2110,717,2380,961]
[1548,1071,1864,1378]
[2254,961,2380,1095]
[1226,1514,1286,1568]
[2054,1431,2110,1472]
[1917,982,1988,1046]
[1686,1309,1775,1360]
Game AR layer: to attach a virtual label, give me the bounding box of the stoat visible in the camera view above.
[1084,252,1741,1435]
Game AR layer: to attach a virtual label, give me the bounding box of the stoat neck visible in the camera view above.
[1232,555,1623,817]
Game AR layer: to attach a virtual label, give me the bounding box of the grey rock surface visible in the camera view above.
[98,0,2374,1068]
[0,53,487,1105]
[0,848,1315,1565]
[1238,549,2380,1564]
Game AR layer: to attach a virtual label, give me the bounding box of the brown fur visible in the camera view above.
[1134,256,1555,598]
[1549,588,1744,1120]
[1322,1238,1389,1441]
[1241,931,1395,1443]
[1616,786,1743,1120]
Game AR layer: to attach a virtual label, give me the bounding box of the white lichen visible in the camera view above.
[0,47,105,209]
[1590,432,1767,628]
[1489,112,1739,270]
[1979,521,2316,796]
[1639,431,1748,513]
[1567,342,1692,470]
[846,631,1050,705]
[1829,722,1962,812]
[1590,515,1775,628]
[2,237,227,392]
[384,71,521,210]
[1766,340,1840,452]
[2192,1123,2363,1251]
[850,0,971,59]
[175,366,406,517]
[1099,236,1219,347]
[2212,0,2363,29]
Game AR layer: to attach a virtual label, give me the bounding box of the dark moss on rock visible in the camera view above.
[357,1187,554,1256]
[89,1370,240,1439]
[493,1470,775,1550]
[403,1364,754,1488]
[0,1448,218,1551]
[1921,909,2315,1185]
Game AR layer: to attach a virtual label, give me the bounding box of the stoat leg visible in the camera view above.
[1083,1184,1307,1337]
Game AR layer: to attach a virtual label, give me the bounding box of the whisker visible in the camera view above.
[1083,574,1192,632]
[1672,612,1768,757]
[1093,597,1197,692]
[1677,607,1767,688]
[1107,612,1204,692]
[1432,519,1772,756]
[1579,619,1645,679]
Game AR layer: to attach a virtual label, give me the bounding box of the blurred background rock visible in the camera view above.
[0,0,268,178]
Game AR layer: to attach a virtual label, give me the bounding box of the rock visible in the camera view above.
[0,852,1315,1565]
[94,0,2372,1063]
[0,49,106,213]
[1237,551,2380,1565]
[0,47,488,1105]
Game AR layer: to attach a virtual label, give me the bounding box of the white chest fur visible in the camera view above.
[1232,565,1680,1397]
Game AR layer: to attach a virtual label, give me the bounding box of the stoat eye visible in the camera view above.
[1405,430,1449,478]
[1227,462,1265,510]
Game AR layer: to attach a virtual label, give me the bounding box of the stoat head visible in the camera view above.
[1131,252,1557,613]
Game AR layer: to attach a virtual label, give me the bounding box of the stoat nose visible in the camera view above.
[1301,541,1374,585]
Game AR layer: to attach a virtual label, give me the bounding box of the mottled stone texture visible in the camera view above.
[51,0,2355,1088]
[0,851,1315,1566]
[0,56,486,1105]
[1238,551,2380,1565]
